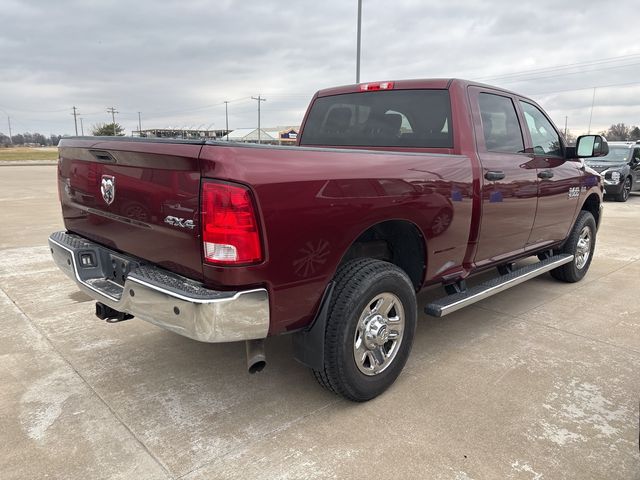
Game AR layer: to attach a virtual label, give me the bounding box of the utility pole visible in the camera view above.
[72,106,79,136]
[564,116,568,137]
[7,115,13,145]
[80,117,84,136]
[137,112,142,134]
[587,88,596,135]
[356,0,362,83]
[106,106,118,135]
[224,101,229,140]
[251,95,266,144]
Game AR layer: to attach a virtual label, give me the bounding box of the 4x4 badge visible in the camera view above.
[100,175,116,205]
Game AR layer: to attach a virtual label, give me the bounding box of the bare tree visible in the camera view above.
[561,129,577,146]
[602,123,631,141]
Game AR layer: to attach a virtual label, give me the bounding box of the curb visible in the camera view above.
[0,160,58,166]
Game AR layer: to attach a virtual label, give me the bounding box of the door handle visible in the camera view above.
[537,169,554,179]
[484,170,505,181]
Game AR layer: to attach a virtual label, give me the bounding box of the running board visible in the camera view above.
[425,254,574,317]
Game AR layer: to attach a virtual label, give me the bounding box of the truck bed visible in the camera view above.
[58,136,475,334]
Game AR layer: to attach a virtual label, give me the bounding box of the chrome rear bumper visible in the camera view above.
[48,231,269,343]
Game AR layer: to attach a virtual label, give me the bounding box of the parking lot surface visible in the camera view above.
[1,165,639,479]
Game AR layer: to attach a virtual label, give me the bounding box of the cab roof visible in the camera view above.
[315,78,524,98]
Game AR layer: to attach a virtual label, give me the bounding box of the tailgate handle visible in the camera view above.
[537,169,554,179]
[484,170,505,181]
[89,150,116,163]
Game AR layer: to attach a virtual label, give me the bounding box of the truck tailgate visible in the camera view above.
[58,138,204,280]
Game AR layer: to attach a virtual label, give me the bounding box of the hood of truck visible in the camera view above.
[57,138,204,280]
[584,161,626,173]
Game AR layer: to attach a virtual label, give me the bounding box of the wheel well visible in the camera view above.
[339,220,425,289]
[581,193,600,226]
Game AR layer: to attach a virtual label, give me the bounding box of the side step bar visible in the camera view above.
[425,254,574,317]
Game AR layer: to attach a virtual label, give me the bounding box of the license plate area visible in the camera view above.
[103,253,137,286]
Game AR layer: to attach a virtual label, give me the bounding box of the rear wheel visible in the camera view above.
[614,177,632,202]
[550,210,596,283]
[313,258,417,402]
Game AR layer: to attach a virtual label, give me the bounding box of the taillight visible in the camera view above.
[359,81,394,91]
[201,181,263,265]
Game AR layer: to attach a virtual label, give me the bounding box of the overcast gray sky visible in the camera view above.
[1,0,639,137]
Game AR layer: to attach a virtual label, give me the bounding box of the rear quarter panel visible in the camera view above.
[199,143,474,334]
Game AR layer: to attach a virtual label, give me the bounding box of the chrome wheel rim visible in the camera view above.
[353,292,405,376]
[575,226,592,270]
[623,178,631,200]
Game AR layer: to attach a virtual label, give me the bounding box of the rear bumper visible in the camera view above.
[48,231,269,343]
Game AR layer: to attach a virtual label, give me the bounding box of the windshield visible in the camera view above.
[587,146,630,163]
[299,89,453,148]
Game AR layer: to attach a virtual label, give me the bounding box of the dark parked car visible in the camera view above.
[584,141,640,202]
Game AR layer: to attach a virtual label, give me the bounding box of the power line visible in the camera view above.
[490,61,640,85]
[527,80,640,97]
[475,52,640,82]
[144,96,252,117]
[0,105,70,114]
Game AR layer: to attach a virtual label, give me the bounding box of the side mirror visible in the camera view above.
[576,135,609,158]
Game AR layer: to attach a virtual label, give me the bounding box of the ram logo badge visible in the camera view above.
[164,216,195,229]
[100,175,116,205]
[568,187,580,198]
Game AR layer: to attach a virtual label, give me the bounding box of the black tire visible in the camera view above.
[312,258,417,402]
[614,177,632,202]
[550,210,597,283]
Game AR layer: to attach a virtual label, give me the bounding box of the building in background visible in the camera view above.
[133,128,229,140]
[132,126,299,144]
[224,126,299,145]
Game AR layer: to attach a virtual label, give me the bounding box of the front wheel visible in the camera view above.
[313,258,417,402]
[614,177,632,202]
[550,210,597,283]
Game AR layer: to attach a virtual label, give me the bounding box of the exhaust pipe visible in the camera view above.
[246,339,266,374]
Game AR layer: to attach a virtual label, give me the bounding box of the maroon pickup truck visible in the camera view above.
[49,79,607,401]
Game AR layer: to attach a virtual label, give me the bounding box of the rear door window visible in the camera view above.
[299,89,453,148]
[477,93,524,154]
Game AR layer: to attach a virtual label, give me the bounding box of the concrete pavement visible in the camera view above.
[0,165,638,479]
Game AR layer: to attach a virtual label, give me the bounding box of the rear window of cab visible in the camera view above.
[299,89,453,148]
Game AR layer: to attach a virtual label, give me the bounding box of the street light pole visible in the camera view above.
[7,115,13,144]
[224,101,229,140]
[251,95,266,144]
[356,0,362,83]
[587,88,596,135]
